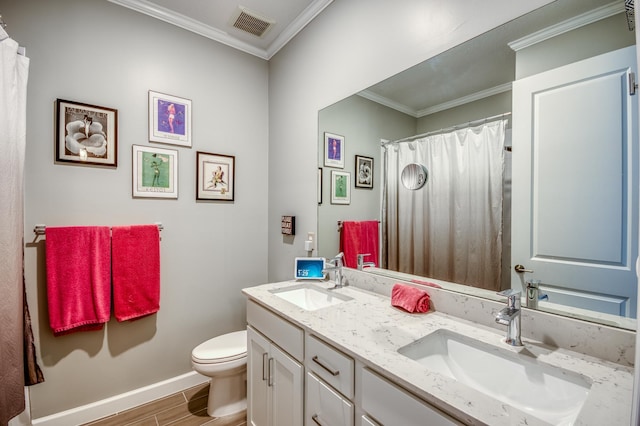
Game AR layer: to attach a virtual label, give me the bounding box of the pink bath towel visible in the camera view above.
[391,283,430,313]
[112,225,161,321]
[340,220,379,268]
[45,226,111,335]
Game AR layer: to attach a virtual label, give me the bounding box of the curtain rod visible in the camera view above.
[381,112,511,147]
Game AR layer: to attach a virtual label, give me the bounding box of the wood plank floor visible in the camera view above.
[81,383,246,426]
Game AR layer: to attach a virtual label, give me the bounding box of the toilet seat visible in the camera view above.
[192,330,247,364]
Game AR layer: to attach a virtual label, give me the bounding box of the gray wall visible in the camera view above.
[317,95,415,258]
[5,0,269,418]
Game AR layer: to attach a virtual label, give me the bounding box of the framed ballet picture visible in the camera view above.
[55,99,118,167]
[355,155,374,189]
[148,90,192,147]
[132,145,178,199]
[324,132,344,168]
[330,170,350,204]
[196,151,235,201]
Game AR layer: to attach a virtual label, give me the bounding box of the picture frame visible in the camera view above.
[318,168,323,205]
[148,90,192,147]
[132,145,178,199]
[55,99,118,167]
[324,132,345,168]
[330,170,350,205]
[355,155,374,189]
[196,151,235,201]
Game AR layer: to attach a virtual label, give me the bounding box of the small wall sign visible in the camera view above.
[281,216,295,235]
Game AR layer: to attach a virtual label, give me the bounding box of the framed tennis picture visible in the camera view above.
[148,90,192,147]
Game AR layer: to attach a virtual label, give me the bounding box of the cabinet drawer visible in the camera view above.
[306,372,354,426]
[361,368,461,426]
[246,300,304,362]
[306,334,354,399]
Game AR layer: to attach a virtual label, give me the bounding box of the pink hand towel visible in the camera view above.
[112,225,161,321]
[340,220,379,268]
[391,283,430,313]
[45,226,111,335]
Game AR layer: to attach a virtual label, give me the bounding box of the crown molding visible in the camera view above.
[357,90,419,117]
[359,82,513,118]
[508,1,625,51]
[108,0,333,60]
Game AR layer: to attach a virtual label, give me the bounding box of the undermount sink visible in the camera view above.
[270,284,352,311]
[398,329,592,425]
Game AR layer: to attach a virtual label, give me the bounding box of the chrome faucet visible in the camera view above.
[323,252,345,289]
[495,289,523,346]
[357,253,375,270]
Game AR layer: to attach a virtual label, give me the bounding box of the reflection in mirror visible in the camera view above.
[317,0,637,330]
[400,163,428,190]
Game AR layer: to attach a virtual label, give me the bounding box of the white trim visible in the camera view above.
[107,0,333,60]
[31,372,208,426]
[359,82,513,118]
[416,83,512,117]
[357,90,418,117]
[508,1,625,51]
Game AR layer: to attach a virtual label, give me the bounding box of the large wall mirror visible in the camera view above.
[317,0,638,330]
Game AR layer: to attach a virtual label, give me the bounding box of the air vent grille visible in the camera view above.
[232,7,274,38]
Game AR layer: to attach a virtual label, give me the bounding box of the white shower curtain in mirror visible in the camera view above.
[0,33,30,425]
[384,119,506,291]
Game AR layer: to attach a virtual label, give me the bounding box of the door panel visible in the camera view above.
[512,46,638,317]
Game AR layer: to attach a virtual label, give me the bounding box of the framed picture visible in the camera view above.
[355,155,374,189]
[324,132,344,168]
[318,168,323,205]
[148,90,192,147]
[330,170,350,205]
[196,151,235,201]
[132,145,178,199]
[55,99,118,167]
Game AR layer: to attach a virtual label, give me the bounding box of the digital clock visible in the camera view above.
[294,257,325,280]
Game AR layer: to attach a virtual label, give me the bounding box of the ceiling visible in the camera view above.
[108,0,627,117]
[107,0,333,60]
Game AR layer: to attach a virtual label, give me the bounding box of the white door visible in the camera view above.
[247,326,270,426]
[512,46,639,317]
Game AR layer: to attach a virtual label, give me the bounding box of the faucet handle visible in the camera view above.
[497,289,521,309]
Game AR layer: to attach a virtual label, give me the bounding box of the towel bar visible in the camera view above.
[33,223,163,235]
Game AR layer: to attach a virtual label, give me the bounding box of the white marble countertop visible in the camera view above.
[242,279,634,426]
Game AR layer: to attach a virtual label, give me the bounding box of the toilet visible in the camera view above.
[191,330,247,418]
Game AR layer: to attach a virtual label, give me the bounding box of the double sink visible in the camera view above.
[270,283,592,425]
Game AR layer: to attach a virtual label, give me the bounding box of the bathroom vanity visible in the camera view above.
[242,269,634,425]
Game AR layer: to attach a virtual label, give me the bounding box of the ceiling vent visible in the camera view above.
[231,6,275,38]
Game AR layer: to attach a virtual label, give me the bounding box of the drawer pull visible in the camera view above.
[262,353,268,381]
[268,357,274,387]
[312,355,340,376]
[311,414,325,426]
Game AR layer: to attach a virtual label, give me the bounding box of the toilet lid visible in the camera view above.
[192,330,247,364]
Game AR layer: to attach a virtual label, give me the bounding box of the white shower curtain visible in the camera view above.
[0,31,30,425]
[384,119,506,290]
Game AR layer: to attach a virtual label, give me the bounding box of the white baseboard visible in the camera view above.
[31,371,209,426]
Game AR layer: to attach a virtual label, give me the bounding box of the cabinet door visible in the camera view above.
[271,344,303,426]
[248,326,270,426]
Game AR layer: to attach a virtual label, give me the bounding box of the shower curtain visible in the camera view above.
[384,119,506,291]
[0,31,32,425]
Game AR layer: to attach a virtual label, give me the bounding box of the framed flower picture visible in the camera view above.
[55,99,118,167]
[196,151,235,201]
[148,90,192,147]
[355,155,374,189]
[132,145,178,199]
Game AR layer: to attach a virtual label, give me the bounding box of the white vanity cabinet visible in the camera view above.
[305,334,355,426]
[247,301,304,426]
[360,368,462,426]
